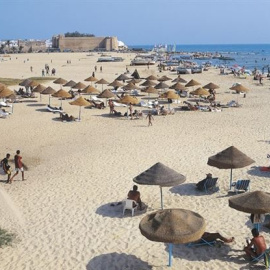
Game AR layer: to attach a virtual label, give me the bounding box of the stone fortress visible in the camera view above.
[52,35,119,51]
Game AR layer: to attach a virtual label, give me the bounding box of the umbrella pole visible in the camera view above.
[40,93,42,102]
[79,106,82,121]
[230,168,233,190]
[60,99,63,108]
[168,243,173,267]
[160,186,163,209]
[49,95,51,106]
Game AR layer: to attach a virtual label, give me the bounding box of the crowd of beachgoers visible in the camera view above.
[1,51,270,270]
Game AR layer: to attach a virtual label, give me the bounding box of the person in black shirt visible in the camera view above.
[1,153,11,183]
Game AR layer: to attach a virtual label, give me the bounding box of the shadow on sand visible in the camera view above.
[165,243,258,268]
[95,202,148,219]
[169,183,216,197]
[27,103,46,107]
[86,253,152,270]
[247,166,270,178]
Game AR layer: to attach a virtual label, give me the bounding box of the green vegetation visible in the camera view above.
[65,31,95,37]
[0,77,55,86]
[0,228,16,248]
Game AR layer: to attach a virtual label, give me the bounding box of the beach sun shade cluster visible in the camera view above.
[139,208,205,267]
[133,162,186,209]
[207,146,254,189]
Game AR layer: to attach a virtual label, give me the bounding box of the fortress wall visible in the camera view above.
[53,36,118,51]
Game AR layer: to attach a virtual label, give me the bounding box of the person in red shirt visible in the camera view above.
[10,150,25,183]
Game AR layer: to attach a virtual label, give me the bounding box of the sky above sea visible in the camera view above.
[0,0,270,45]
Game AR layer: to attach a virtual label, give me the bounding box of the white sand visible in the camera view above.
[0,52,270,270]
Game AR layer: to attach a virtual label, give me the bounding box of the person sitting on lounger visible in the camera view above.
[196,173,213,191]
[244,228,266,260]
[194,232,234,244]
[127,185,142,210]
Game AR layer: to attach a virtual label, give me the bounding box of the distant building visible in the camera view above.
[52,35,119,52]
[18,40,47,53]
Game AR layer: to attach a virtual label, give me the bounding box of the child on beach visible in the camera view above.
[146,111,154,126]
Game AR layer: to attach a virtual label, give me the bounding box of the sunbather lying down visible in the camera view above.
[60,113,75,122]
[194,232,235,244]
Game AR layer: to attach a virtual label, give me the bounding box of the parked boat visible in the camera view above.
[130,57,156,66]
[97,56,124,62]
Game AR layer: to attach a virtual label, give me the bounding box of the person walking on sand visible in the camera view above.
[10,150,25,183]
[129,103,133,119]
[1,153,11,183]
[146,111,154,126]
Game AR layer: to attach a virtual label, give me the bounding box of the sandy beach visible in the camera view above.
[1,52,270,270]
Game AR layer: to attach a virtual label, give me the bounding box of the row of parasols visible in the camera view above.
[133,146,256,267]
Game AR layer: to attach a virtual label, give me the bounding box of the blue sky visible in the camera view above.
[1,0,269,45]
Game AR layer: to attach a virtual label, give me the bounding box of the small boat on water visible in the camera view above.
[218,56,235,61]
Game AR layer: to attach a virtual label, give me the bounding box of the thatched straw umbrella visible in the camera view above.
[63,80,77,88]
[140,80,157,87]
[144,86,159,94]
[229,191,270,231]
[0,88,14,98]
[169,82,187,91]
[230,84,249,93]
[190,87,209,96]
[33,84,46,101]
[84,76,98,86]
[119,95,139,105]
[139,209,205,267]
[53,78,68,88]
[203,82,220,91]
[72,82,87,92]
[207,146,255,189]
[158,75,172,81]
[143,86,159,102]
[115,74,130,82]
[0,83,7,91]
[128,78,142,84]
[131,69,140,79]
[19,79,32,87]
[122,82,138,91]
[41,87,56,105]
[52,89,72,107]
[146,75,158,81]
[69,96,91,121]
[97,89,115,106]
[133,162,186,209]
[155,82,169,90]
[229,191,270,214]
[26,80,39,88]
[172,75,187,83]
[185,79,201,89]
[96,78,109,91]
[108,80,124,89]
[82,85,100,99]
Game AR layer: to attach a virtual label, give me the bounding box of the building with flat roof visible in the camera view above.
[52,35,118,52]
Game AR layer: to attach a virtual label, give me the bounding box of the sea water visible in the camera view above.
[129,44,270,71]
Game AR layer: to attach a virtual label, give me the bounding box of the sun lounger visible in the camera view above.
[0,109,10,118]
[92,96,104,102]
[0,101,12,108]
[139,101,152,108]
[231,179,250,193]
[113,101,127,107]
[47,105,63,113]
